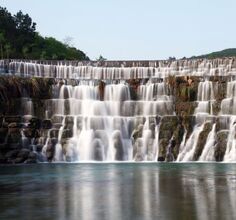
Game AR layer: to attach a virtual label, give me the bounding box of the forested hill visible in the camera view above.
[0,7,89,60]
[191,48,236,59]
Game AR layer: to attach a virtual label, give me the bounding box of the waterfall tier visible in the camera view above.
[1,58,236,79]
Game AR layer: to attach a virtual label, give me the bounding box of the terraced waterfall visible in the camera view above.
[0,58,236,163]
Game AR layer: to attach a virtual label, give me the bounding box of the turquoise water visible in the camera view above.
[0,163,236,220]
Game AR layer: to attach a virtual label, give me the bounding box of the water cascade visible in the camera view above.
[220,80,236,161]
[177,79,216,161]
[198,123,216,161]
[0,59,236,162]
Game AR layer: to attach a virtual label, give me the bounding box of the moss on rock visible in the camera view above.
[215,130,229,161]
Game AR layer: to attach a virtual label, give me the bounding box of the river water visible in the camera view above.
[0,163,236,220]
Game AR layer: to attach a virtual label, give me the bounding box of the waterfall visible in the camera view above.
[42,79,168,162]
[195,79,215,123]
[224,116,236,162]
[1,58,236,162]
[177,78,216,162]
[54,116,65,161]
[221,80,236,162]
[198,123,216,161]
[6,58,236,79]
[176,124,205,162]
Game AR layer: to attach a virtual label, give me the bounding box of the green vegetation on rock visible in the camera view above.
[192,48,236,59]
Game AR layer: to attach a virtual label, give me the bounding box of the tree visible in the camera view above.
[40,51,47,60]
[22,46,29,59]
[0,32,4,59]
[96,55,107,62]
[5,43,11,59]
[63,36,74,48]
[0,7,16,46]
[14,11,36,57]
[168,56,176,61]
[0,6,89,60]
[14,11,36,34]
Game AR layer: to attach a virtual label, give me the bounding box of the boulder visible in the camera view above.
[51,115,64,124]
[158,156,165,162]
[0,116,3,127]
[16,148,30,161]
[44,138,57,161]
[0,128,8,143]
[215,130,229,161]
[113,131,124,161]
[42,119,52,129]
[0,152,5,163]
[61,129,73,139]
[134,153,145,161]
[92,139,104,161]
[29,118,41,129]
[5,116,22,123]
[36,144,43,152]
[8,122,21,128]
[50,129,59,138]
[25,158,37,164]
[5,149,19,160]
[7,130,21,144]
[158,138,169,159]
[24,128,39,139]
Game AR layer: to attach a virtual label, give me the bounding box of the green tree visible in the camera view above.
[22,46,29,59]
[40,51,46,60]
[96,55,107,62]
[0,32,4,59]
[5,43,11,59]
[0,7,16,46]
[0,6,89,60]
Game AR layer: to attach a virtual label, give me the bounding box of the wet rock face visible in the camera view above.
[193,122,212,161]
[158,116,181,160]
[98,80,106,101]
[175,76,198,102]
[0,114,47,163]
[42,119,52,129]
[15,149,30,163]
[3,148,37,164]
[113,131,124,161]
[215,131,228,161]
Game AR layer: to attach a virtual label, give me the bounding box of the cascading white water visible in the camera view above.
[21,98,34,116]
[198,123,216,161]
[220,80,236,162]
[1,59,236,162]
[44,79,172,162]
[177,124,205,162]
[223,115,236,162]
[54,116,65,161]
[178,79,216,162]
[220,80,236,115]
[195,80,215,122]
[6,58,236,79]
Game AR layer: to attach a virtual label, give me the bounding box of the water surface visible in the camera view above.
[0,163,236,220]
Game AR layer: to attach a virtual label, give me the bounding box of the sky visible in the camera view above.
[1,0,236,60]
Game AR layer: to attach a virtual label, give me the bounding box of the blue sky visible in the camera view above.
[1,0,236,60]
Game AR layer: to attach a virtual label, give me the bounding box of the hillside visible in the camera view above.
[0,7,89,60]
[191,48,236,59]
